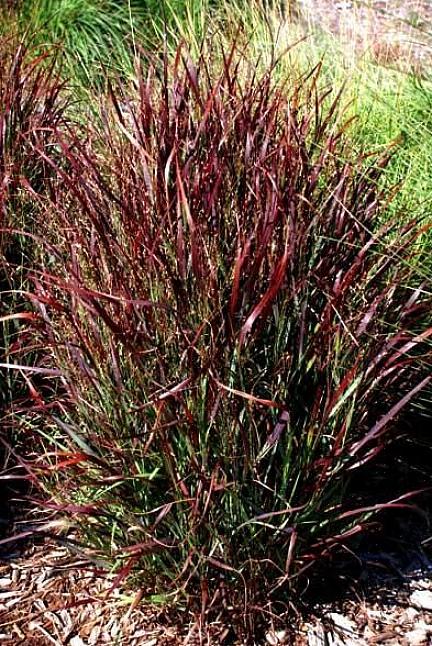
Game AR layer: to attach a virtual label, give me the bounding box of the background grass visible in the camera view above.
[0,0,213,86]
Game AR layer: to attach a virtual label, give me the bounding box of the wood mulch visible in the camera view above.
[0,537,229,645]
[1,523,432,645]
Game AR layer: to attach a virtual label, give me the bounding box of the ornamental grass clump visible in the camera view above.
[9,0,147,85]
[20,45,431,631]
[0,39,68,527]
[0,39,66,217]
[0,39,67,411]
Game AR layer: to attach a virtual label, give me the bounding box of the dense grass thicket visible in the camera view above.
[0,40,68,456]
[1,0,432,640]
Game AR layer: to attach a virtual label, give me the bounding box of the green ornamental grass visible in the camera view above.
[10,0,146,84]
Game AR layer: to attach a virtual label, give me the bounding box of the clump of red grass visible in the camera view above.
[0,38,68,522]
[13,43,432,635]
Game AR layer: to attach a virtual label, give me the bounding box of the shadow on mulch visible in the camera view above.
[0,448,33,561]
[300,414,432,611]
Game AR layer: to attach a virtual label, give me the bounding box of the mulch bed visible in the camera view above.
[1,537,432,644]
[0,537,228,645]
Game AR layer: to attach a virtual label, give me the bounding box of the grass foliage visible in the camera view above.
[2,0,214,85]
[0,39,67,413]
[5,0,145,84]
[211,1,432,259]
[1,0,432,638]
[0,39,69,531]
[12,45,430,626]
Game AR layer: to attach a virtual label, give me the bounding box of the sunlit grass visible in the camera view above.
[199,1,432,262]
[10,42,429,638]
